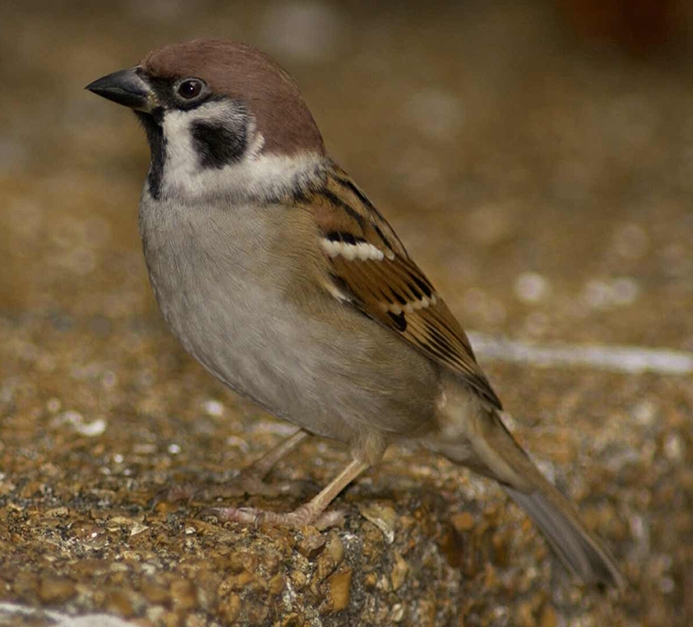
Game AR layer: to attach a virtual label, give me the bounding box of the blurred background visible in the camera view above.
[1,1,692,626]
[2,0,693,346]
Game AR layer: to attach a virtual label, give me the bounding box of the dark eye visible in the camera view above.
[176,78,204,100]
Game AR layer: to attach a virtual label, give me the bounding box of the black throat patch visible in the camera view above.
[191,120,247,169]
[135,110,166,200]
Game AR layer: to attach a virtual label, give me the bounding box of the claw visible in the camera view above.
[201,506,262,525]
[149,470,304,511]
[199,505,346,530]
[149,482,198,509]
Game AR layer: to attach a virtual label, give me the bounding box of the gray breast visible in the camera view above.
[138,194,439,445]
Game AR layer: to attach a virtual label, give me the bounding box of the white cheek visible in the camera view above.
[161,110,200,189]
[157,103,323,203]
[160,101,249,198]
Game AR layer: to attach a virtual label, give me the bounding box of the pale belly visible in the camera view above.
[139,199,439,446]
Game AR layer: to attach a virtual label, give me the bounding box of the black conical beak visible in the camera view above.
[86,67,156,112]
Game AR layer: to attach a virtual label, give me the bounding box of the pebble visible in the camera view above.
[103,588,135,617]
[202,399,224,417]
[451,511,476,533]
[219,594,242,624]
[170,579,197,610]
[390,552,409,591]
[359,503,398,543]
[37,575,77,603]
[515,272,551,304]
[322,568,352,613]
[540,605,558,627]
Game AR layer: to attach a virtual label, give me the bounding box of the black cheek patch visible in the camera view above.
[192,121,247,169]
[136,110,166,200]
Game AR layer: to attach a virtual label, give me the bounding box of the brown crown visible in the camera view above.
[142,39,326,156]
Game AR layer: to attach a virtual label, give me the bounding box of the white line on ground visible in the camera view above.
[468,332,693,375]
[0,602,138,627]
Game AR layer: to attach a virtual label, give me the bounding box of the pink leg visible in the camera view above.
[153,429,310,505]
[204,458,370,530]
[246,429,310,479]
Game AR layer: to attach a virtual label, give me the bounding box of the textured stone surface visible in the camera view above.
[1,1,692,626]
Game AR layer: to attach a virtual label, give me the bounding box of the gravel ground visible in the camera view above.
[1,1,692,626]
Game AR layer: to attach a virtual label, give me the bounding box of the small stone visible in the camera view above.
[103,588,135,617]
[219,594,242,623]
[377,574,391,592]
[582,279,612,309]
[492,531,510,567]
[193,572,221,612]
[451,511,476,533]
[516,600,536,627]
[12,571,38,597]
[664,433,684,462]
[185,613,207,627]
[226,551,258,574]
[229,571,255,591]
[390,603,406,622]
[245,602,269,625]
[322,568,352,613]
[268,574,285,595]
[141,581,170,604]
[483,563,499,590]
[632,401,657,426]
[130,522,149,536]
[539,604,558,627]
[46,397,62,413]
[146,605,166,624]
[390,553,409,591]
[438,527,464,568]
[162,611,182,627]
[202,399,224,416]
[280,614,305,627]
[359,503,398,543]
[297,527,327,558]
[313,535,345,584]
[38,575,76,603]
[169,578,197,610]
[613,223,648,259]
[289,570,307,591]
[611,277,640,305]
[515,272,550,303]
[326,533,345,565]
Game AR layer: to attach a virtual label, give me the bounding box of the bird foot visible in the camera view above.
[150,469,301,509]
[201,504,345,530]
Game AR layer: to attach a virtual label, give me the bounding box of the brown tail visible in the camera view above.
[432,403,624,588]
[503,480,623,588]
[485,411,624,588]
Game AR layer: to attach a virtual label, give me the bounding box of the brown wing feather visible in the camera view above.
[301,165,501,409]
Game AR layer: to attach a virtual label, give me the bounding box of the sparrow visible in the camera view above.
[86,39,623,588]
